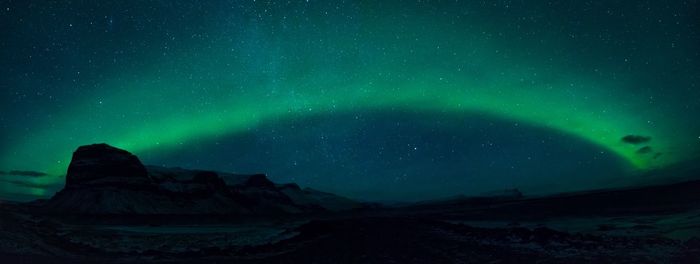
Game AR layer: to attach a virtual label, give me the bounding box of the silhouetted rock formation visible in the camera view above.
[45,143,361,215]
[65,144,150,187]
[243,173,276,188]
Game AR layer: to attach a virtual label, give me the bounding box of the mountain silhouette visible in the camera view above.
[44,143,361,215]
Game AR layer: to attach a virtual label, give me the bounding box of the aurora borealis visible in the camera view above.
[1,1,699,201]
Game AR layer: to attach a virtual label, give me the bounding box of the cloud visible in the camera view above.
[0,178,53,189]
[621,135,651,145]
[0,192,44,201]
[0,170,48,177]
[636,146,653,154]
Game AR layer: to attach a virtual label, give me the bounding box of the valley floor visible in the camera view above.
[1,203,699,263]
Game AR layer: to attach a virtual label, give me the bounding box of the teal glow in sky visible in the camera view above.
[1,1,699,200]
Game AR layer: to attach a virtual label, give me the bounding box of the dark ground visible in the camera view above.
[2,180,700,263]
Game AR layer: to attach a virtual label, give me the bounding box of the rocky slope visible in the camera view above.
[44,144,361,215]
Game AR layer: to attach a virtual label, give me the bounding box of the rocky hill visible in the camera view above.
[44,144,361,215]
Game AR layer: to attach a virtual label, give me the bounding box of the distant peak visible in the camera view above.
[244,174,275,188]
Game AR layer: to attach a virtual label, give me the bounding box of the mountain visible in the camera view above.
[2,144,699,263]
[400,178,700,220]
[43,143,362,215]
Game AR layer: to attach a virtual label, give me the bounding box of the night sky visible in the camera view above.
[1,1,700,201]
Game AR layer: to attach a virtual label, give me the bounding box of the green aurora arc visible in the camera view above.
[1,65,688,197]
[1,1,698,197]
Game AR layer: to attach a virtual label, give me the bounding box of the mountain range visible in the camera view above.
[42,143,362,215]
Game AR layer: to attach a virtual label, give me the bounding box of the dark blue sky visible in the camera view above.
[1,1,699,201]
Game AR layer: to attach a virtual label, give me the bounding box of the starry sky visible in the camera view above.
[1,0,699,201]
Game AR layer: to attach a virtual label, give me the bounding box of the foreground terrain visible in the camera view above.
[1,144,699,263]
[1,201,699,263]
